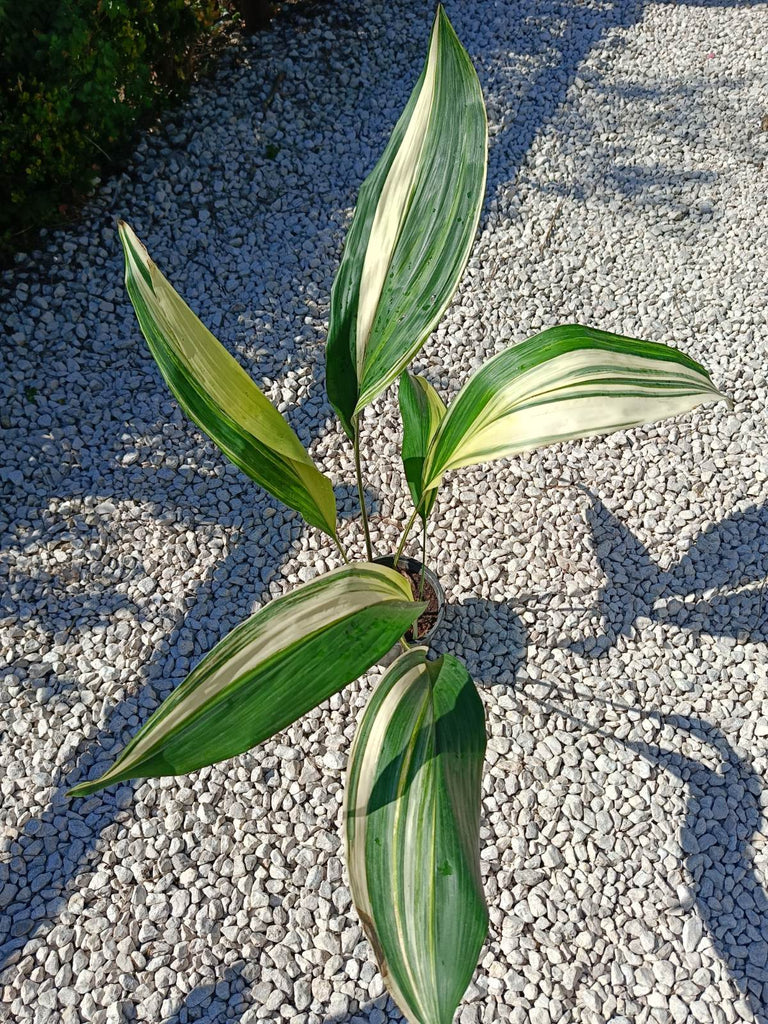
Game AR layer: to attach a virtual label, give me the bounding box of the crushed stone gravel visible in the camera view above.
[1,1,767,1022]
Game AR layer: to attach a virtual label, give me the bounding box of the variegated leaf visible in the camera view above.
[326,6,487,437]
[399,371,447,523]
[119,221,337,536]
[346,648,487,1024]
[68,564,423,796]
[423,324,731,490]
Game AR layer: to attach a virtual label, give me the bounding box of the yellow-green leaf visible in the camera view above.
[120,221,337,536]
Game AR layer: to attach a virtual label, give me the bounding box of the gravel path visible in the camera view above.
[2,1,767,1022]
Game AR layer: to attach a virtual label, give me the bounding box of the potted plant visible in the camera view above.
[69,7,729,1022]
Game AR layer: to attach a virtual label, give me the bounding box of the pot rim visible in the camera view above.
[372,553,445,643]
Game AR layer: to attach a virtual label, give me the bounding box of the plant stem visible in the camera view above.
[353,416,373,561]
[333,535,350,564]
[418,519,427,599]
[393,504,421,568]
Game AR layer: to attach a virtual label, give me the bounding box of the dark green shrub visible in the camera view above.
[0,0,224,258]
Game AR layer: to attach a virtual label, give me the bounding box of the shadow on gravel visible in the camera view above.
[0,478,377,973]
[0,515,293,973]
[0,0,758,1007]
[567,490,768,658]
[163,961,251,1023]
[621,714,768,1024]
[434,596,527,690]
[0,480,377,646]
[530,693,768,1023]
[477,0,752,218]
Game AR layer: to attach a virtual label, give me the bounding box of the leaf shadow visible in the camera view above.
[565,490,768,659]
[1,0,759,1004]
[434,595,527,691]
[162,961,251,1023]
[530,691,768,1024]
[0,516,293,970]
[623,716,768,1023]
[321,998,402,1024]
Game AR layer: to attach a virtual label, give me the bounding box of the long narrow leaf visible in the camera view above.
[119,221,337,536]
[326,6,487,437]
[69,564,423,796]
[345,648,487,1024]
[399,371,446,523]
[423,323,731,489]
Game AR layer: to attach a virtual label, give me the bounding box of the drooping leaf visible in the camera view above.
[119,221,337,536]
[326,6,487,437]
[345,648,487,1024]
[423,323,731,490]
[399,371,446,523]
[68,564,423,796]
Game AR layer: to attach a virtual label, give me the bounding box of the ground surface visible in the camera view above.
[1,1,767,1022]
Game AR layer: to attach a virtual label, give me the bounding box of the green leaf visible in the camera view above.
[326,5,487,437]
[345,648,487,1024]
[119,221,337,536]
[399,371,446,523]
[423,323,731,490]
[68,564,424,797]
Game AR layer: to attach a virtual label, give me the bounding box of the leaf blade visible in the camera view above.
[345,648,487,1024]
[326,7,487,434]
[399,371,446,522]
[424,323,731,487]
[120,222,337,536]
[68,564,423,796]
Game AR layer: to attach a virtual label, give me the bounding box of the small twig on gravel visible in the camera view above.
[263,71,286,112]
[539,196,564,254]
[754,576,766,634]
[83,134,113,162]
[672,287,686,326]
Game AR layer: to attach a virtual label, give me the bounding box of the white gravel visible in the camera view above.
[2,1,767,1022]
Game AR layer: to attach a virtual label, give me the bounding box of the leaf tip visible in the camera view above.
[67,773,111,799]
[66,782,91,799]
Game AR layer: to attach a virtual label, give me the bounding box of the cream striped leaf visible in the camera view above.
[326,6,487,437]
[119,221,337,536]
[399,371,446,523]
[68,564,423,797]
[423,324,731,490]
[345,648,487,1024]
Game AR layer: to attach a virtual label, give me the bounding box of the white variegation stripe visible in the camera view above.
[453,389,717,470]
[464,347,719,440]
[354,24,440,377]
[92,565,412,790]
[395,706,436,1016]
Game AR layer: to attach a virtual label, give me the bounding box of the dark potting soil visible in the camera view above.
[396,566,440,642]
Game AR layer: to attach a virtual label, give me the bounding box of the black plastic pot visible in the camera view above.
[373,554,445,644]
